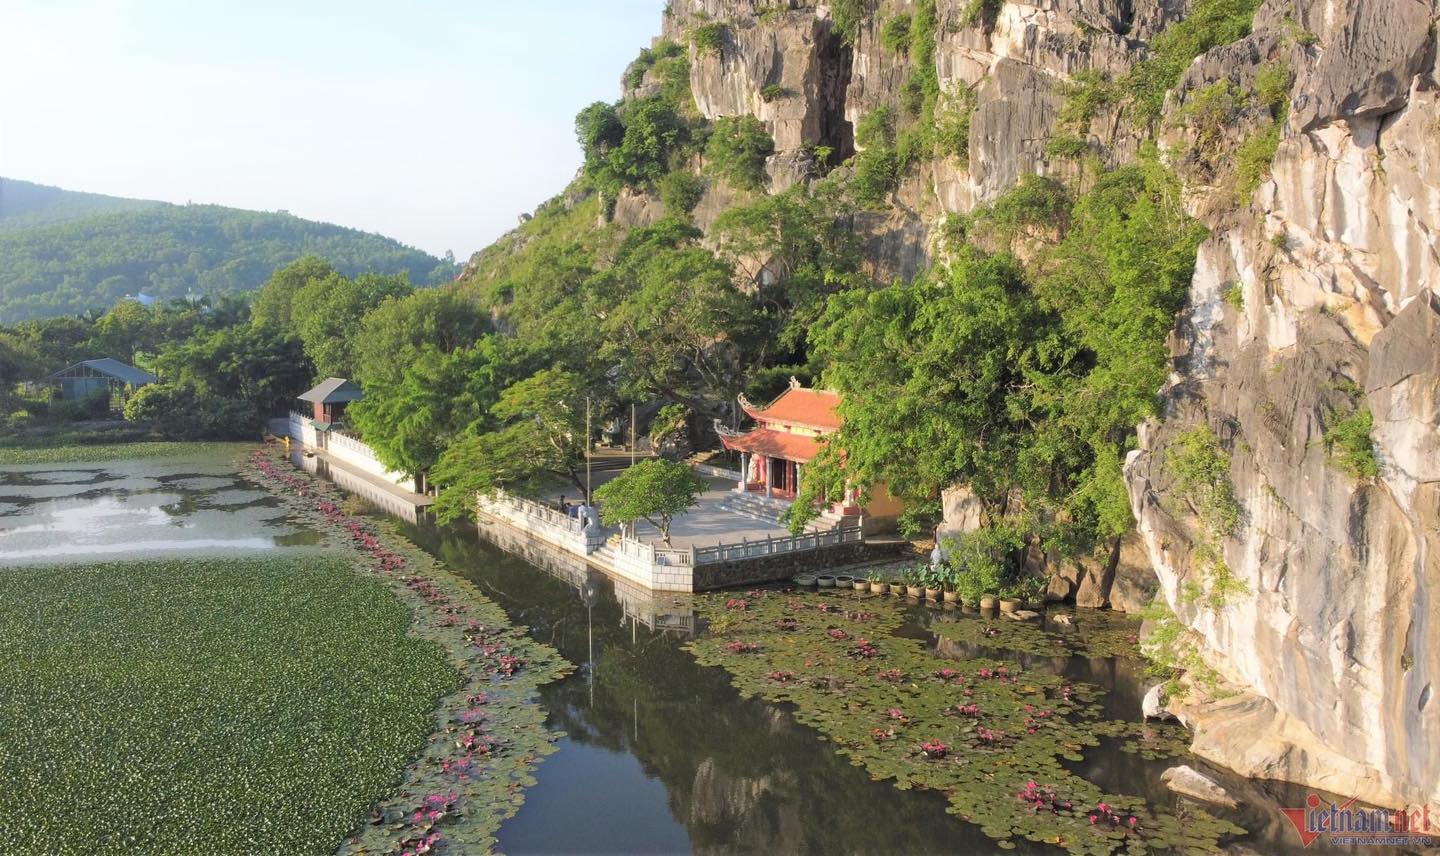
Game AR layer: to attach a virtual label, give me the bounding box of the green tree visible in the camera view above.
[648,402,691,455]
[291,271,413,378]
[711,185,864,353]
[429,367,593,522]
[153,325,312,418]
[593,220,755,408]
[347,338,521,480]
[121,382,257,440]
[804,249,1051,529]
[850,108,900,206]
[594,459,707,544]
[704,116,775,192]
[251,255,337,331]
[351,289,490,386]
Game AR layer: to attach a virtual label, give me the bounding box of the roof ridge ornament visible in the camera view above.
[788,375,802,389]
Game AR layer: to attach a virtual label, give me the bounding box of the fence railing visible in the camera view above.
[486,489,585,535]
[615,536,695,567]
[327,428,382,464]
[692,524,862,564]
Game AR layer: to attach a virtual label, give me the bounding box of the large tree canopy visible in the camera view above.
[347,337,522,480]
[429,367,593,522]
[351,288,491,387]
[794,153,1203,550]
[152,324,312,418]
[291,271,414,379]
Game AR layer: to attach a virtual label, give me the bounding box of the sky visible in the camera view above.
[0,0,664,260]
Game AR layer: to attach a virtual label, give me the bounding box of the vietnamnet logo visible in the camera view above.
[1281,793,1436,848]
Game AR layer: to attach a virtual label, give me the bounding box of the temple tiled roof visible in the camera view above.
[718,426,823,463]
[741,384,841,432]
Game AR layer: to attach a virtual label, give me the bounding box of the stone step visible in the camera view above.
[715,491,792,525]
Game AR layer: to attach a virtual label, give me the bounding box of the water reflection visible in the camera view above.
[0,453,318,565]
[405,521,1041,855]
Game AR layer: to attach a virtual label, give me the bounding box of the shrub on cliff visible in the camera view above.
[850,108,899,206]
[704,115,775,192]
[1326,407,1379,480]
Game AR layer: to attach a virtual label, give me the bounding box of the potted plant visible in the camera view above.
[923,566,943,602]
[942,571,959,604]
[904,562,927,596]
[851,576,868,592]
[817,574,836,588]
[835,574,854,589]
[867,573,885,594]
[998,588,1022,614]
[795,573,817,587]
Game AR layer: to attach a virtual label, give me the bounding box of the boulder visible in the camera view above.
[1160,765,1239,810]
[1142,683,1176,722]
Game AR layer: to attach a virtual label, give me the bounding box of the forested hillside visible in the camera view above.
[0,184,458,322]
[0,177,162,232]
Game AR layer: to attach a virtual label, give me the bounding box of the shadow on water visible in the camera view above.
[320,464,1401,856]
[400,519,1033,856]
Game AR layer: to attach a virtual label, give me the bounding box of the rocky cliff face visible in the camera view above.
[1123,0,1440,808]
[603,0,1439,808]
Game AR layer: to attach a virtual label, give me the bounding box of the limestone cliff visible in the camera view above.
[474,0,1439,808]
[1123,0,1440,808]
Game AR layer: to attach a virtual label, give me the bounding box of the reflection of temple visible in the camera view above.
[610,574,695,636]
[473,510,696,636]
[716,378,903,531]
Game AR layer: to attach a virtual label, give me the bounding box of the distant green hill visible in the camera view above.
[0,178,457,323]
[0,177,163,233]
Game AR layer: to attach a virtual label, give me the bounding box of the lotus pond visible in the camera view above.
[396,517,1365,855]
[0,446,570,855]
[1,446,1365,854]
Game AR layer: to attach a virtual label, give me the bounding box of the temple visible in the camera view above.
[715,378,902,530]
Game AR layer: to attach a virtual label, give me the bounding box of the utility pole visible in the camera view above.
[630,402,637,466]
[585,396,592,503]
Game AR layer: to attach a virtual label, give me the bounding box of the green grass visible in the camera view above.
[0,555,458,855]
[0,440,250,465]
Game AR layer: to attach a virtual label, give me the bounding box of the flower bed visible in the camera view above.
[246,448,573,854]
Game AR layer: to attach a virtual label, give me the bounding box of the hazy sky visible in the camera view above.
[0,1,663,259]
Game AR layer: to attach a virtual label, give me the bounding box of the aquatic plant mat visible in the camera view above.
[246,448,573,854]
[687,591,1243,854]
[0,440,251,466]
[0,555,456,854]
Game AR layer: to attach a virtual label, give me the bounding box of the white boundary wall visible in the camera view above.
[476,490,608,556]
[288,412,417,494]
[474,487,863,593]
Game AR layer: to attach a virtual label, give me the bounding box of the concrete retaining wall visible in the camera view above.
[287,413,417,494]
[693,540,910,591]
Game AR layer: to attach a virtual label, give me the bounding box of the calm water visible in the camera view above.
[0,452,318,564]
[402,518,1378,856]
[0,451,1380,855]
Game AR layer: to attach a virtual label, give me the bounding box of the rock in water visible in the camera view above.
[1161,765,1239,810]
[1142,684,1176,722]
